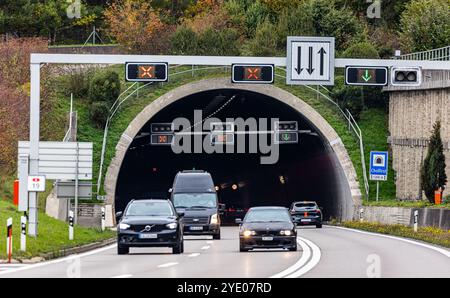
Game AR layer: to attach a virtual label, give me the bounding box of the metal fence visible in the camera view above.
[397,46,450,61]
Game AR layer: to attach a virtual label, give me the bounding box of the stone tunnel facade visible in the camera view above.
[387,70,450,200]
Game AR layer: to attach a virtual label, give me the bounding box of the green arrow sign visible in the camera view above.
[361,69,372,82]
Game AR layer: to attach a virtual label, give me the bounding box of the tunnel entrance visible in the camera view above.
[114,87,354,221]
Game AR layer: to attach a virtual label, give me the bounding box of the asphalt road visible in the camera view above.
[0,226,449,278]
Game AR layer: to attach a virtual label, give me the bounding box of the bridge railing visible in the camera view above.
[396,45,450,61]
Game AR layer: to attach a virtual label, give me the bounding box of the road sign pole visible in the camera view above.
[101,207,106,232]
[6,218,13,263]
[20,215,27,252]
[413,210,419,232]
[74,142,79,225]
[69,210,74,240]
[376,181,379,202]
[29,63,41,237]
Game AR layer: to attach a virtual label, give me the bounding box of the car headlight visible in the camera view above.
[243,230,256,237]
[280,230,293,236]
[166,222,178,229]
[211,213,219,224]
[118,223,130,230]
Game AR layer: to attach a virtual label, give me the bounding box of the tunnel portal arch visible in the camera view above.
[104,78,361,225]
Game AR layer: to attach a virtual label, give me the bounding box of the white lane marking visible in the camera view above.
[0,244,117,276]
[112,274,133,278]
[285,236,321,278]
[188,253,201,258]
[329,226,450,258]
[206,241,214,244]
[270,238,311,278]
[201,245,210,250]
[157,262,179,268]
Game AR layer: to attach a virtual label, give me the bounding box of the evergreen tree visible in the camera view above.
[421,121,447,203]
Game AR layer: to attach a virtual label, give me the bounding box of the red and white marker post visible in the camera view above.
[6,218,13,263]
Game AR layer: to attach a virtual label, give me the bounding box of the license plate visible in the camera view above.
[139,233,157,239]
[190,226,203,231]
[262,237,273,241]
[301,219,312,222]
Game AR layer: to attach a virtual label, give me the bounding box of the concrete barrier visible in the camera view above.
[355,206,450,230]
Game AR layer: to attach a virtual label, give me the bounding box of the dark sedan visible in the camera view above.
[236,207,297,252]
[290,201,323,228]
[116,199,184,255]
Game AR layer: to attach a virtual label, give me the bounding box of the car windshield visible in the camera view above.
[125,201,174,216]
[245,209,291,223]
[173,193,217,209]
[294,203,317,209]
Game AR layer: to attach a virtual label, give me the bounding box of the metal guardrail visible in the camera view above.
[396,46,450,61]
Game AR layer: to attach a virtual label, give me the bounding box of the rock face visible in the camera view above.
[386,70,450,200]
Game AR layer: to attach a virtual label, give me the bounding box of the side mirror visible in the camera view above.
[218,203,226,214]
[115,211,123,221]
[235,218,242,224]
[178,212,185,218]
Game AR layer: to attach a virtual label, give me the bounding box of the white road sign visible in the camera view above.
[287,36,335,86]
[27,176,46,192]
[18,141,93,180]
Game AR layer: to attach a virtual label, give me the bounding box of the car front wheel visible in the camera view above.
[117,245,129,255]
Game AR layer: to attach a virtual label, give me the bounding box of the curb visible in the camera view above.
[40,238,116,261]
[0,238,116,264]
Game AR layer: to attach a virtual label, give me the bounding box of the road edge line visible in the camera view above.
[0,244,117,276]
[328,225,450,258]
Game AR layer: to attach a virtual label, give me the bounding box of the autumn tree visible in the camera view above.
[104,0,173,54]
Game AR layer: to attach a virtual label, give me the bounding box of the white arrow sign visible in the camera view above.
[286,36,335,86]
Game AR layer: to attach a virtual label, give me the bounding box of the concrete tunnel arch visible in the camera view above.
[103,77,361,226]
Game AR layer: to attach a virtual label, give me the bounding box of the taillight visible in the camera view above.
[304,212,308,217]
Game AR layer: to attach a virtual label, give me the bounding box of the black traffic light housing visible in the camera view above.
[391,67,422,86]
[126,62,168,82]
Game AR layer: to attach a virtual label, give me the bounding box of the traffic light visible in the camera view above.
[151,123,173,133]
[232,64,274,84]
[391,67,421,86]
[210,122,234,145]
[126,63,168,82]
[150,123,173,145]
[345,67,388,86]
[275,121,298,144]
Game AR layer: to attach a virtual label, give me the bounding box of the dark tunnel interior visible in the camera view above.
[115,89,349,221]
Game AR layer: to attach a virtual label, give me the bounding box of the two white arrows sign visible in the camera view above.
[287,37,335,86]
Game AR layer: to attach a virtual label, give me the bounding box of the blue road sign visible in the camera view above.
[370,151,388,181]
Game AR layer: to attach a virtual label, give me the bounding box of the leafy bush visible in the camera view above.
[244,0,270,37]
[170,26,199,55]
[276,3,315,49]
[89,101,110,129]
[242,19,278,56]
[331,76,363,119]
[197,28,240,56]
[170,26,240,56]
[311,0,365,51]
[88,70,121,105]
[399,0,450,52]
[341,41,380,59]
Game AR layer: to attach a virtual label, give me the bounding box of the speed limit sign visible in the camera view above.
[27,176,46,192]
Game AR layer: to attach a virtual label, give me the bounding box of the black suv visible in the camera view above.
[170,170,222,239]
[116,199,184,255]
[289,201,323,228]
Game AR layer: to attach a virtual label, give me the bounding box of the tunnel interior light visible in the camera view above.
[279,175,286,185]
[215,186,220,191]
[232,184,238,190]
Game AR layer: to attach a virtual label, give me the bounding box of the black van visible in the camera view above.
[170,170,222,239]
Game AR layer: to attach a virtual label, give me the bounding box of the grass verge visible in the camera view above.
[333,221,450,248]
[0,200,115,260]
